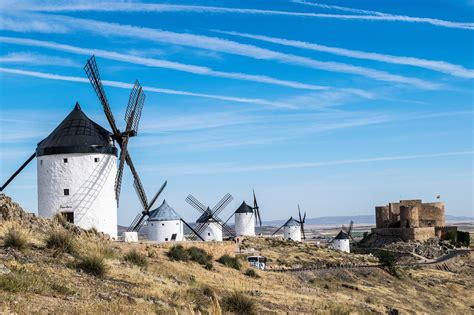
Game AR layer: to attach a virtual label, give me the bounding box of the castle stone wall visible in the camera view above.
[373,199,446,242]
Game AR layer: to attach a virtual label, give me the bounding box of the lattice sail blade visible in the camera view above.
[125,80,145,134]
[211,193,233,217]
[84,55,119,135]
[185,195,207,213]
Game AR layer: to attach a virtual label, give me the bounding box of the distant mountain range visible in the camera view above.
[263,214,473,227]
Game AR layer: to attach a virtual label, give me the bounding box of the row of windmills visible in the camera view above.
[140,191,263,243]
[0,55,350,252]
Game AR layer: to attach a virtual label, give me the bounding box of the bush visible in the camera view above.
[377,251,400,278]
[123,249,148,267]
[221,292,256,314]
[167,245,213,269]
[45,228,76,254]
[76,251,107,277]
[218,254,241,270]
[168,245,190,262]
[244,268,260,278]
[4,228,28,250]
[457,231,470,247]
[187,246,213,265]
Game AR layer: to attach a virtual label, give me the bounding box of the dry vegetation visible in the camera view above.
[0,196,473,313]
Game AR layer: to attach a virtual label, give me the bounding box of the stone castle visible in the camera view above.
[372,199,456,241]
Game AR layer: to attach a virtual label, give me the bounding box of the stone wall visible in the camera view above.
[371,227,435,242]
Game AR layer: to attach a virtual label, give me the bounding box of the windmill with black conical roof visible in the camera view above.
[272,205,306,242]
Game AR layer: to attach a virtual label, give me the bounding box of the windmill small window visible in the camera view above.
[64,189,69,196]
[94,157,99,163]
[63,158,68,163]
[40,160,43,166]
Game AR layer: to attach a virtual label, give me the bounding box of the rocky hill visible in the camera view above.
[0,194,472,314]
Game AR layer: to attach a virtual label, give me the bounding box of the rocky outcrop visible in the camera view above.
[0,193,109,240]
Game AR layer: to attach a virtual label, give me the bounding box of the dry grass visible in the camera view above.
[45,226,76,254]
[0,230,472,314]
[3,227,28,250]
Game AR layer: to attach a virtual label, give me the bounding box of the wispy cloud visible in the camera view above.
[0,14,440,89]
[4,0,472,30]
[0,66,295,109]
[0,51,79,67]
[292,0,474,30]
[214,31,474,79]
[0,36,339,92]
[146,151,474,175]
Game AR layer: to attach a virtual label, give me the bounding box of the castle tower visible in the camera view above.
[147,200,184,242]
[37,103,118,239]
[234,201,255,236]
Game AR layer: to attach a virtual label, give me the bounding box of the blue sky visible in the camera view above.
[0,0,472,225]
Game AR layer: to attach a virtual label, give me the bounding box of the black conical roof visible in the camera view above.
[235,201,253,214]
[334,230,349,240]
[36,103,117,157]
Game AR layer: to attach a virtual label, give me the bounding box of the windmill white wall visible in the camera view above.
[37,153,117,239]
[200,222,222,241]
[235,212,255,236]
[148,220,183,242]
[329,239,350,253]
[283,225,301,242]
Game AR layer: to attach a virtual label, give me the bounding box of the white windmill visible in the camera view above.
[272,205,306,242]
[228,190,263,236]
[147,200,184,242]
[328,221,353,253]
[0,56,154,240]
[185,194,235,241]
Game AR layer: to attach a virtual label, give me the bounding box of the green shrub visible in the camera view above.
[377,251,400,278]
[4,228,28,250]
[123,249,148,267]
[187,246,212,265]
[221,292,256,314]
[456,231,470,247]
[76,252,107,277]
[45,228,76,254]
[244,268,260,278]
[167,245,213,269]
[218,254,241,270]
[167,245,190,262]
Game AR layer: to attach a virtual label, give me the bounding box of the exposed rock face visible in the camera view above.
[0,193,108,240]
[0,193,37,222]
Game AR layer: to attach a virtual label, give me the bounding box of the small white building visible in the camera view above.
[234,201,255,236]
[197,207,222,241]
[329,230,350,253]
[283,217,302,242]
[37,103,118,239]
[147,200,184,242]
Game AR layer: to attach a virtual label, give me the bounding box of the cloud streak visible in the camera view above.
[0,67,295,108]
[292,0,474,30]
[4,0,472,30]
[148,151,474,175]
[0,36,335,92]
[0,51,80,67]
[0,14,440,89]
[215,31,474,79]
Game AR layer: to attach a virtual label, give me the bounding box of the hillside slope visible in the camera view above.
[0,194,472,314]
